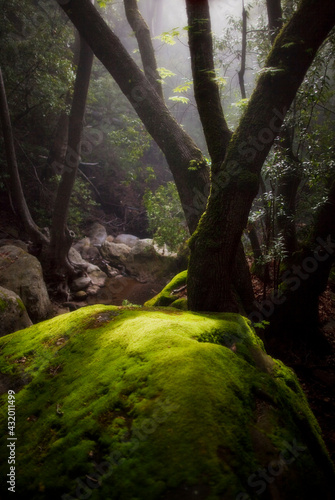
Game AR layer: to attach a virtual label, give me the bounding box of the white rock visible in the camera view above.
[114,234,139,248]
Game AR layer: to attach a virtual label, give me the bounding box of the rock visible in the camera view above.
[101,238,179,282]
[0,286,32,336]
[114,234,139,248]
[87,222,107,247]
[0,306,333,499]
[68,247,89,268]
[71,277,91,292]
[86,269,108,296]
[0,245,50,322]
[106,235,114,243]
[131,238,154,254]
[101,241,131,262]
[0,239,28,252]
[73,290,88,300]
[88,269,107,288]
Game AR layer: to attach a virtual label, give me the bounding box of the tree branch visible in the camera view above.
[124,0,163,100]
[185,0,231,169]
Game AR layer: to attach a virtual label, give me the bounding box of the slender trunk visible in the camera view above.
[0,67,48,246]
[238,3,247,101]
[124,0,163,100]
[48,34,94,274]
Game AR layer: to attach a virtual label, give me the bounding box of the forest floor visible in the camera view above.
[252,274,335,464]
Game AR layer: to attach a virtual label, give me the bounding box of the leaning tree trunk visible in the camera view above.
[47,33,94,280]
[0,67,48,246]
[57,0,209,235]
[187,0,335,312]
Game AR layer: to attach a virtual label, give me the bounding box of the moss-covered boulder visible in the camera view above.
[0,306,334,500]
[0,286,32,336]
[0,245,51,322]
[145,270,187,308]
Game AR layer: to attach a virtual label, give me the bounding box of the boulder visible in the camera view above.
[101,241,131,263]
[73,237,100,261]
[101,238,179,282]
[0,286,32,336]
[0,239,28,252]
[68,247,89,268]
[0,245,50,322]
[87,222,107,247]
[0,306,333,499]
[114,233,139,248]
[71,276,92,292]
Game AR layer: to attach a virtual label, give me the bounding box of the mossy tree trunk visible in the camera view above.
[186,0,255,312]
[187,0,335,312]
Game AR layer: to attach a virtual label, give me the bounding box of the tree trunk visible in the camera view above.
[0,67,48,246]
[186,0,231,169]
[267,179,335,347]
[187,0,335,312]
[266,0,283,42]
[47,32,94,278]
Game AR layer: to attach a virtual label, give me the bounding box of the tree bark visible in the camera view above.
[186,0,231,169]
[266,0,283,43]
[0,67,48,246]
[57,0,209,234]
[187,0,335,312]
[267,179,335,346]
[186,0,254,311]
[48,33,94,275]
[124,0,163,100]
[238,2,248,101]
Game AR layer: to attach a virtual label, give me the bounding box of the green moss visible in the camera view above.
[144,270,187,307]
[170,298,187,310]
[16,298,26,311]
[0,297,7,312]
[0,305,333,500]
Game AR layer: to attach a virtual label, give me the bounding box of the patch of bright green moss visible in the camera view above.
[0,305,333,500]
[144,270,187,307]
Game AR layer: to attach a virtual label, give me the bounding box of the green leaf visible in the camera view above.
[169,96,190,104]
[173,81,193,93]
[157,67,176,79]
[154,28,181,45]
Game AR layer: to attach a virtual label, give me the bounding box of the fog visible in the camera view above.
[138,0,246,36]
